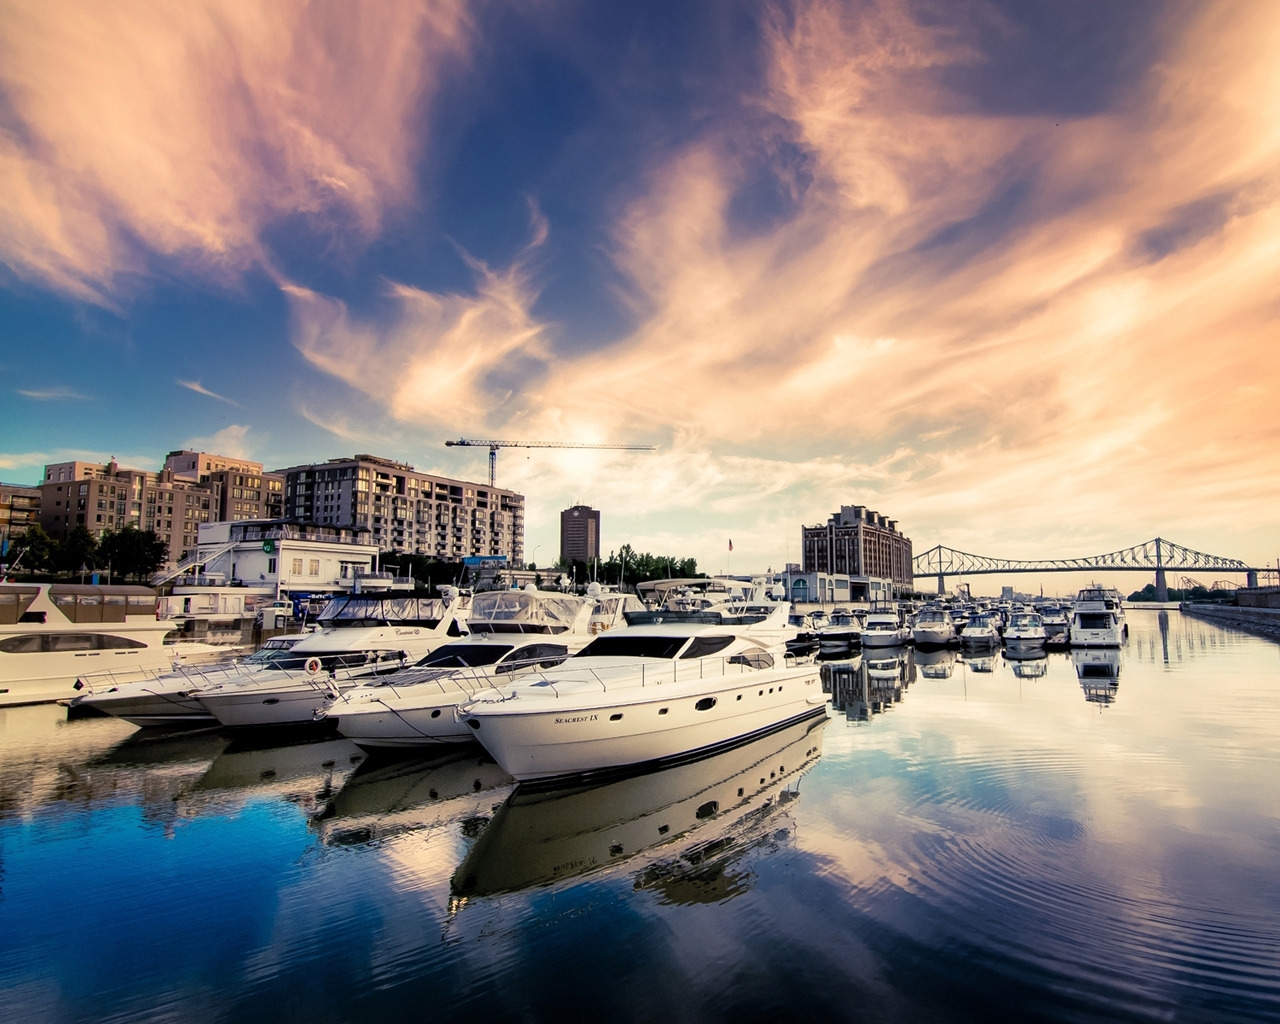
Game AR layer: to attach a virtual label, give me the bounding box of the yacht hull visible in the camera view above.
[198,683,339,729]
[77,687,213,727]
[465,669,827,782]
[335,703,475,749]
[912,627,955,646]
[861,631,907,648]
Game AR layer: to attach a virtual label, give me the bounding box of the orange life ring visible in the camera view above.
[304,657,322,675]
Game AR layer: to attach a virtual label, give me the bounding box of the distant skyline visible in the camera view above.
[2,1,1277,586]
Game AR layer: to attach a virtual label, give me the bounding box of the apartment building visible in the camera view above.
[801,505,915,588]
[164,450,285,521]
[277,454,524,562]
[0,482,41,546]
[40,459,218,565]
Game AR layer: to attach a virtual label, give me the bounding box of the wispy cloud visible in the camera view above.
[283,0,1280,567]
[177,379,237,405]
[0,0,474,303]
[15,386,89,400]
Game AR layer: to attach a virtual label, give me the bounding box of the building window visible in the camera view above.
[291,558,303,575]
[308,559,319,576]
[267,558,276,574]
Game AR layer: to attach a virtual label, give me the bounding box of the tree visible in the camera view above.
[3,523,55,575]
[99,526,168,582]
[59,525,99,575]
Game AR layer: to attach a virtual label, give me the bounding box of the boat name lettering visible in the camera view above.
[555,713,599,724]
[394,628,422,636]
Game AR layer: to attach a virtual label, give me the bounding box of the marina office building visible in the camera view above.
[801,505,915,590]
[277,454,524,564]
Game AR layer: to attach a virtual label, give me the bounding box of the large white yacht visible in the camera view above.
[459,622,827,783]
[194,593,470,729]
[1069,585,1127,647]
[73,633,310,726]
[0,583,175,706]
[912,606,957,647]
[816,609,862,652]
[323,588,598,749]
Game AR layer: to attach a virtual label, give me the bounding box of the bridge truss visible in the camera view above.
[913,537,1260,579]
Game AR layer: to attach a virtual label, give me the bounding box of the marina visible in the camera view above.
[1,609,1277,1023]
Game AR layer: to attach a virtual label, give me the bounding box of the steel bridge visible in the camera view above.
[912,537,1269,599]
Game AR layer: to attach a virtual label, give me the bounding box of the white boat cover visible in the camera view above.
[469,591,588,633]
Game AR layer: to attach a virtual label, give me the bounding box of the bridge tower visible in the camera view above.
[937,572,945,595]
[1154,536,1168,602]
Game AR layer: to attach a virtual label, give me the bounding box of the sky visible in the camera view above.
[1,0,1277,591]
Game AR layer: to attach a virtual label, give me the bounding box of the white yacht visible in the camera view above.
[195,593,470,729]
[959,612,1001,647]
[460,623,827,783]
[73,633,310,726]
[861,608,908,647]
[0,583,175,706]
[1003,611,1047,649]
[324,589,598,749]
[816,609,862,651]
[1069,585,1126,647]
[1039,604,1070,638]
[912,606,957,647]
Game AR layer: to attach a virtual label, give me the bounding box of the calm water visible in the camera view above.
[2,610,1278,1024]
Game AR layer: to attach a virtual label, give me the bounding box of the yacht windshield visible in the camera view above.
[319,596,446,628]
[1010,615,1041,629]
[417,644,514,668]
[573,635,689,659]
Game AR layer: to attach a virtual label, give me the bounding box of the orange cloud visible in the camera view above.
[0,0,471,303]
[285,0,1280,565]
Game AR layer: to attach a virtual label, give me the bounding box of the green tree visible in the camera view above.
[99,526,168,582]
[3,523,56,575]
[59,524,99,576]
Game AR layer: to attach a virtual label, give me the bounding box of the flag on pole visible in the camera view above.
[728,539,733,552]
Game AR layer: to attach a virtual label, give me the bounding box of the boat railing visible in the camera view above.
[487,648,811,700]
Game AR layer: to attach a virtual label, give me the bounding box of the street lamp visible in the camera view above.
[530,544,541,570]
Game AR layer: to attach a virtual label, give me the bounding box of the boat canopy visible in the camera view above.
[468,590,589,634]
[318,595,451,628]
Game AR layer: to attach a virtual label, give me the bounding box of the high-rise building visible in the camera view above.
[276,454,524,561]
[40,460,219,565]
[801,505,914,587]
[560,505,600,565]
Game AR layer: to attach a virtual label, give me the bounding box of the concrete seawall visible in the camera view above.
[1181,603,1280,643]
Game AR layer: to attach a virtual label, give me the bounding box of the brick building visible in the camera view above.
[801,505,914,588]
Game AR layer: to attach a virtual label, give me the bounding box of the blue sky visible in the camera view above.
[1,0,1277,585]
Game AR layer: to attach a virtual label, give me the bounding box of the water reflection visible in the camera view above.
[915,647,956,679]
[1071,648,1122,705]
[1002,647,1048,679]
[450,714,827,902]
[318,749,514,847]
[189,734,365,816]
[822,648,915,721]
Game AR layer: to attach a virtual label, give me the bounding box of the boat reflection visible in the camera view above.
[317,750,515,846]
[1072,648,1122,705]
[963,652,998,673]
[186,734,366,816]
[914,647,956,679]
[0,704,228,820]
[1003,646,1048,679]
[822,649,915,720]
[449,714,827,903]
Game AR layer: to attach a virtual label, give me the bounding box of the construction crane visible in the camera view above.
[444,438,657,487]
